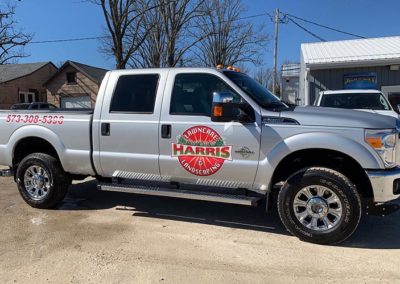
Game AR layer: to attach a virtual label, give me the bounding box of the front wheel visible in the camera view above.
[278,167,361,245]
[16,153,70,209]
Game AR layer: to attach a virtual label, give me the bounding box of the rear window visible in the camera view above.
[110,74,159,113]
[320,93,391,111]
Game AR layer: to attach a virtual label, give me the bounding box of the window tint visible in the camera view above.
[110,74,159,113]
[170,73,239,116]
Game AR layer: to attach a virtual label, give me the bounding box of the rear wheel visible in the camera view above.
[278,167,361,245]
[16,153,70,209]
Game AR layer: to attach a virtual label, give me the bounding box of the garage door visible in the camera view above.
[61,96,92,108]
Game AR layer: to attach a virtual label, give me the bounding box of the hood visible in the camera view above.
[354,109,400,119]
[272,106,398,129]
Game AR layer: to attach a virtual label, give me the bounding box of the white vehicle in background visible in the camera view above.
[314,89,399,118]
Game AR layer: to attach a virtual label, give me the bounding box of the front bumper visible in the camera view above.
[367,167,400,203]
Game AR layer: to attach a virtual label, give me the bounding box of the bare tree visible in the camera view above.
[131,0,205,68]
[129,0,166,68]
[194,0,269,67]
[254,67,273,88]
[0,3,32,64]
[91,0,155,69]
[161,0,205,67]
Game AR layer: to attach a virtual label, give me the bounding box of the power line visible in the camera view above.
[25,9,367,45]
[287,17,326,42]
[30,36,108,44]
[284,12,366,39]
[29,11,273,45]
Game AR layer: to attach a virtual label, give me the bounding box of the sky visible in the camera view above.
[11,0,400,71]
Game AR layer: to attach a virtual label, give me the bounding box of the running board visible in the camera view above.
[98,183,261,206]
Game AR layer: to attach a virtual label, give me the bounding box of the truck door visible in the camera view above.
[159,70,261,188]
[98,70,168,178]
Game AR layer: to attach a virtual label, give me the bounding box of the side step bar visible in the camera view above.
[98,183,261,206]
[0,169,12,177]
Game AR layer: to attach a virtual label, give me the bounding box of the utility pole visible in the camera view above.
[272,8,279,96]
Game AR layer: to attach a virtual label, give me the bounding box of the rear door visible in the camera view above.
[98,70,168,179]
[158,70,261,188]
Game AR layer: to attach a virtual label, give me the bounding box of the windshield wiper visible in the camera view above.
[263,101,286,107]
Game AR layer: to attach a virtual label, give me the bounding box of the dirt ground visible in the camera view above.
[1,177,400,283]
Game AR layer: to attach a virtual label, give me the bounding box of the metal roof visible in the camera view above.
[301,36,400,67]
[0,62,54,83]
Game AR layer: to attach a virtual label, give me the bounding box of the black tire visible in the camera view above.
[16,153,70,209]
[278,167,361,245]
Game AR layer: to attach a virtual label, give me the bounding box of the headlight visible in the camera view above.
[365,129,397,168]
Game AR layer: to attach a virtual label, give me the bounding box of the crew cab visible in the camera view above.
[1,67,400,245]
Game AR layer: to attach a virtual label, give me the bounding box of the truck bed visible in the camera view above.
[0,109,95,176]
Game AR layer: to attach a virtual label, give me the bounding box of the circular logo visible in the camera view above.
[172,126,232,176]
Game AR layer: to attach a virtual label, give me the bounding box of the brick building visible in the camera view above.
[0,62,57,109]
[45,61,108,108]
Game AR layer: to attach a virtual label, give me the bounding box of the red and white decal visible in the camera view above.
[5,114,64,125]
[172,125,232,176]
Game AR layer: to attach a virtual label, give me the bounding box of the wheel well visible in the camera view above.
[272,149,373,199]
[13,137,60,168]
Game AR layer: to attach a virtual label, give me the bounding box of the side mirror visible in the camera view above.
[211,92,235,122]
[397,104,400,113]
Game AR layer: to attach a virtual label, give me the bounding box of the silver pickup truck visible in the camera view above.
[1,67,400,245]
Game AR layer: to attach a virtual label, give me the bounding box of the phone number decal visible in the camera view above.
[6,114,64,125]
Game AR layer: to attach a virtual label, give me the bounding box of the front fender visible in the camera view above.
[253,132,384,192]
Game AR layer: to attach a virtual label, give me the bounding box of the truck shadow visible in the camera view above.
[61,180,400,249]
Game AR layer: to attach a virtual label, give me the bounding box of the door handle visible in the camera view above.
[161,124,171,139]
[101,123,110,136]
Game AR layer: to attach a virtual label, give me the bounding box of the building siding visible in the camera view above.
[308,65,400,105]
[0,64,57,109]
[46,65,100,108]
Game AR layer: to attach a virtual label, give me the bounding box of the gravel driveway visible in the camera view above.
[1,177,400,283]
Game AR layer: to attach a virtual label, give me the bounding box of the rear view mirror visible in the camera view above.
[211,92,235,122]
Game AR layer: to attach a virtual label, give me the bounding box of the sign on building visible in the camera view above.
[344,72,377,89]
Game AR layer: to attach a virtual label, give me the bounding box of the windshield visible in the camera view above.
[320,93,392,111]
[223,71,287,109]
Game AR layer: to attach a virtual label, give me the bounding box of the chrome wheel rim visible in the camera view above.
[23,166,51,201]
[293,185,343,232]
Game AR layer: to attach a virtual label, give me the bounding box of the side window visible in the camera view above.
[170,73,240,116]
[110,74,159,113]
